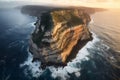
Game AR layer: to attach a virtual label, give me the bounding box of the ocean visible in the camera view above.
[0,8,120,80]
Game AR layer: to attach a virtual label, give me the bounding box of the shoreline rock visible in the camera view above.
[29,9,93,68]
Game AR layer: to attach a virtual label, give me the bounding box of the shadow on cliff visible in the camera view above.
[66,33,93,63]
[21,5,106,69]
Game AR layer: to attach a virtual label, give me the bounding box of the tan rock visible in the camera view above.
[30,9,92,68]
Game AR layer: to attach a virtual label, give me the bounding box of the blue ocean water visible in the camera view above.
[0,9,36,80]
[0,8,120,80]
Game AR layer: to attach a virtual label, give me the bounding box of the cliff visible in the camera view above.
[29,9,92,68]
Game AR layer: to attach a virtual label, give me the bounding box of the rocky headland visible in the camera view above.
[21,5,106,68]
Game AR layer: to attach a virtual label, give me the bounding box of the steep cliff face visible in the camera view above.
[29,9,92,68]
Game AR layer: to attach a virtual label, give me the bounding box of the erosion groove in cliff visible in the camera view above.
[29,9,92,68]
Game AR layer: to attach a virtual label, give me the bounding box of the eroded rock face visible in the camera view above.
[29,9,92,68]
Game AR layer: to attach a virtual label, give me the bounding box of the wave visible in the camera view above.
[20,32,120,80]
[20,32,98,78]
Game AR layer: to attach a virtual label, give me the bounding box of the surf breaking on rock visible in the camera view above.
[28,8,93,68]
[20,5,105,68]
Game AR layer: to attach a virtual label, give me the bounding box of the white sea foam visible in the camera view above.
[20,51,43,78]
[28,22,36,27]
[49,67,70,80]
[89,18,94,24]
[20,32,100,80]
[48,32,100,80]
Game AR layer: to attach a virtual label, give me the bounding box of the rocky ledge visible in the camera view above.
[29,9,92,68]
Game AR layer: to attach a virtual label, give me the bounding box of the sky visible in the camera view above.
[0,0,120,8]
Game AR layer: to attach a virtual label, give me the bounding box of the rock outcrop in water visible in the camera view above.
[29,9,92,68]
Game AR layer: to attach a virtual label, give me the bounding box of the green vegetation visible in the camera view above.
[51,10,84,26]
[32,9,90,47]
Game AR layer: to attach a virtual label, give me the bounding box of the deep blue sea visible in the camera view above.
[0,8,120,80]
[0,8,36,80]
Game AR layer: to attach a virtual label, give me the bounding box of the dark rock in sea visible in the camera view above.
[28,8,93,68]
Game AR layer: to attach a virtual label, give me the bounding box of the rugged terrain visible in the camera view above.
[29,8,93,68]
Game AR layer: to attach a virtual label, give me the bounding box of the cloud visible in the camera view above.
[0,0,120,8]
[96,0,108,2]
